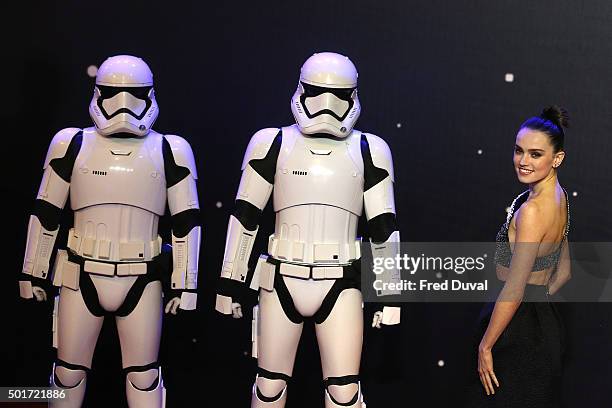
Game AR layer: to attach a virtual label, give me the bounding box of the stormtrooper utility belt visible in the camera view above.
[250,255,360,292]
[52,250,163,287]
[51,249,165,318]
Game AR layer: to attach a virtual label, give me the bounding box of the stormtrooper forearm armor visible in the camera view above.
[362,133,401,323]
[216,128,280,314]
[163,135,201,310]
[20,128,82,299]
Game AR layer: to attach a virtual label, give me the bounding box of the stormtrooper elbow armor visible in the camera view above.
[20,128,82,298]
[164,134,201,310]
[215,128,280,314]
[361,132,401,323]
[361,132,401,291]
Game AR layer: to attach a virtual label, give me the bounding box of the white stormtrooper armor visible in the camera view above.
[216,52,401,408]
[19,55,201,408]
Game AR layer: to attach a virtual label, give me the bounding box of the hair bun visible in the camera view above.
[540,105,570,129]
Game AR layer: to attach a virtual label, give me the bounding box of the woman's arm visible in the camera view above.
[482,202,545,346]
[478,202,545,394]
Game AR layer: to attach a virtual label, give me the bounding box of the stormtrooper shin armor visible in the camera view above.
[20,55,201,407]
[216,52,400,407]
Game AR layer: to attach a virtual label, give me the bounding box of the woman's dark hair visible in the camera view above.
[520,106,569,153]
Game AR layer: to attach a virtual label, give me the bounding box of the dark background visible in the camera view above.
[2,1,611,407]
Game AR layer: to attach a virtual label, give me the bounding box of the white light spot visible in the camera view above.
[109,166,134,172]
[504,73,514,83]
[438,360,445,367]
[396,123,402,128]
[87,65,98,78]
[572,191,578,197]
[477,149,483,155]
[310,165,333,176]
[216,201,223,208]
[192,338,197,343]
[436,272,442,279]
[505,207,511,213]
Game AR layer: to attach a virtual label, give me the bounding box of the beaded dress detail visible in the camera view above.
[495,189,570,271]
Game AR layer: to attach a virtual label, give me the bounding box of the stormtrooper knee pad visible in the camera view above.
[324,375,365,408]
[50,360,89,408]
[252,368,290,407]
[124,363,165,408]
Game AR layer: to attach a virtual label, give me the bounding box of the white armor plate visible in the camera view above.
[273,125,364,215]
[70,128,166,215]
[70,205,161,262]
[268,125,365,265]
[270,205,360,264]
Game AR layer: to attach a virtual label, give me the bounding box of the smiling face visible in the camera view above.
[513,127,565,184]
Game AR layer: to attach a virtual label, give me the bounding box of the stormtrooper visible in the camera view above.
[216,52,401,408]
[18,55,201,407]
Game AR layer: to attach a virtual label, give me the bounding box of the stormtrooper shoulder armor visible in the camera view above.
[362,133,394,182]
[43,128,82,169]
[241,128,281,171]
[163,135,198,179]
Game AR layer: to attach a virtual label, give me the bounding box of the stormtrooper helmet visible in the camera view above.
[89,55,159,136]
[291,52,360,138]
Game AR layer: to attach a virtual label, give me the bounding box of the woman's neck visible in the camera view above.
[529,170,559,197]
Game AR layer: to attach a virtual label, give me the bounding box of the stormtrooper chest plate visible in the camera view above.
[273,126,365,215]
[70,129,167,215]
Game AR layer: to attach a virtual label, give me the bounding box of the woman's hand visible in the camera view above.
[164,297,181,315]
[478,342,500,395]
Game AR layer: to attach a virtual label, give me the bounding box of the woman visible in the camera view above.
[467,106,572,407]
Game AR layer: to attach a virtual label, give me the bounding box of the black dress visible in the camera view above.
[465,191,569,408]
